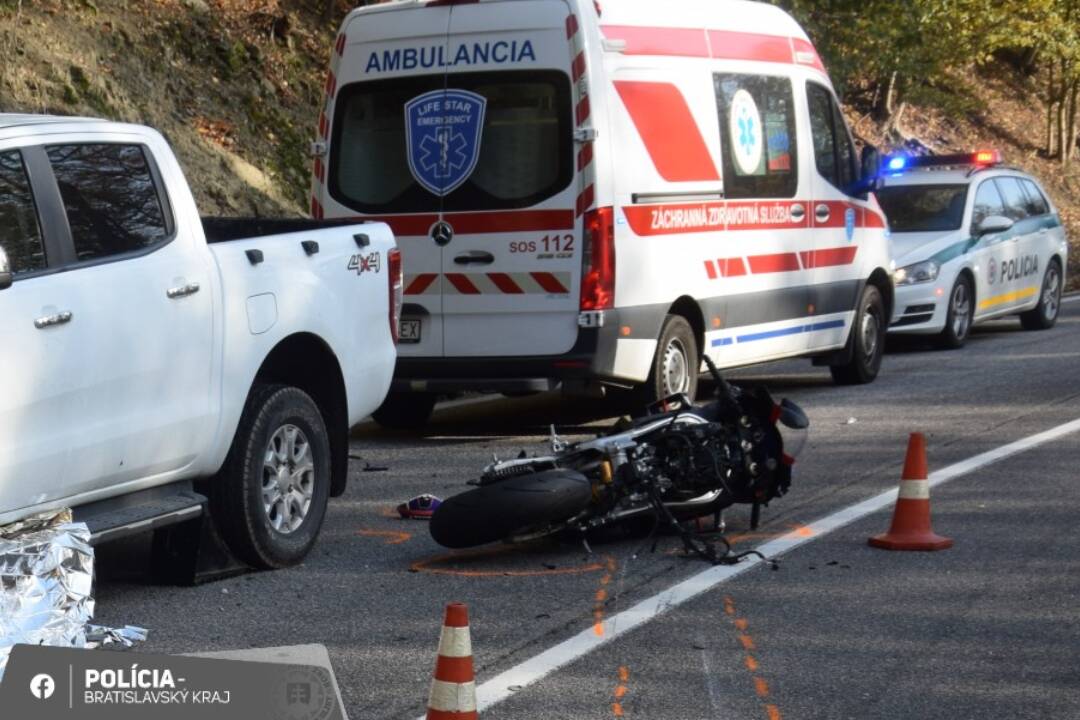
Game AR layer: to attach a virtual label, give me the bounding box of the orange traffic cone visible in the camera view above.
[869,433,953,551]
[426,603,478,720]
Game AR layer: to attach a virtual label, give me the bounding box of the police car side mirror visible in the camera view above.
[975,215,1014,237]
[0,247,12,291]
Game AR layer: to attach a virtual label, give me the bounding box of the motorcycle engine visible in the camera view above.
[649,409,790,505]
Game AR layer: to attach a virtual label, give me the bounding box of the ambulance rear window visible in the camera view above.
[875,184,967,233]
[330,70,572,213]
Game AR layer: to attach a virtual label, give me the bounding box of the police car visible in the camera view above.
[877,152,1067,348]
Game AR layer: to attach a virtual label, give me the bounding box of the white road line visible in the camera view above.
[439,417,1080,716]
[1062,293,1080,305]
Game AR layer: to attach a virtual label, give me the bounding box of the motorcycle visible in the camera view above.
[430,357,809,564]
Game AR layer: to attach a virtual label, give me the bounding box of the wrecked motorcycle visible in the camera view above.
[430,358,809,564]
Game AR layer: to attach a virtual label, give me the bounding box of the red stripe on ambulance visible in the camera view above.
[531,272,570,294]
[575,96,591,126]
[404,273,439,295]
[566,14,579,39]
[577,143,594,172]
[708,30,792,64]
[487,273,525,294]
[800,246,858,269]
[614,81,721,182]
[572,51,587,82]
[748,253,801,274]
[577,186,595,217]
[601,25,826,71]
[717,258,748,276]
[602,25,710,57]
[365,210,574,237]
[445,273,481,295]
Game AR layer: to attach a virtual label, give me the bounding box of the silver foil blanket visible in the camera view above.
[0,510,147,680]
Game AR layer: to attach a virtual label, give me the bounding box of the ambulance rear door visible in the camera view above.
[329,5,454,359]
[439,0,581,357]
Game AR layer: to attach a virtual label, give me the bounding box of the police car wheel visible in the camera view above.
[1020,260,1062,331]
[634,315,699,410]
[830,285,885,385]
[937,276,973,349]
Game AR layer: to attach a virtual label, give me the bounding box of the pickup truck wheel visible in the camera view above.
[830,284,885,385]
[212,384,330,569]
[371,392,437,430]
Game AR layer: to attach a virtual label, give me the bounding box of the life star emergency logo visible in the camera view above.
[729,89,763,175]
[405,89,487,196]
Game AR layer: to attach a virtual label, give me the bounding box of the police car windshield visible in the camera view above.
[876,184,967,233]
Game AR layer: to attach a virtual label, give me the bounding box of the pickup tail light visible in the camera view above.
[580,206,615,311]
[388,248,403,345]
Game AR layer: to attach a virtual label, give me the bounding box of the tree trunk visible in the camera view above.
[1047,62,1056,157]
[1066,77,1079,166]
[1058,60,1067,164]
[322,0,335,23]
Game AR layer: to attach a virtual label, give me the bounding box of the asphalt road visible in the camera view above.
[96,296,1080,720]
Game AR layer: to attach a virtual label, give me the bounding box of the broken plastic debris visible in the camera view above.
[396,494,442,519]
[845,417,858,425]
[0,510,146,680]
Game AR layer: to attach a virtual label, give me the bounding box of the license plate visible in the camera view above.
[399,319,421,343]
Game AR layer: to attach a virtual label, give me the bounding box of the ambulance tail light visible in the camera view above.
[581,207,615,311]
[388,248,403,345]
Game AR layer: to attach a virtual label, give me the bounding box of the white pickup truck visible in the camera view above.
[0,115,399,571]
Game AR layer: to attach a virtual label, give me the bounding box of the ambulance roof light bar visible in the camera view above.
[884,150,1002,174]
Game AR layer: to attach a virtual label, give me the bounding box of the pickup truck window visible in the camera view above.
[0,150,46,275]
[46,144,171,262]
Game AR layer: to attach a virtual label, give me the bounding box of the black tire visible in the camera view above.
[1020,259,1062,331]
[632,315,699,410]
[430,470,593,549]
[830,284,886,385]
[937,275,974,349]
[372,391,437,429]
[210,384,331,569]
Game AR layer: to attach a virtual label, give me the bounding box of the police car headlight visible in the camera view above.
[894,260,939,286]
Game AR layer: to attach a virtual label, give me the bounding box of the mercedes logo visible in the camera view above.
[431,221,454,246]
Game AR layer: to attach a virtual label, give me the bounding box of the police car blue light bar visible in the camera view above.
[883,150,1002,172]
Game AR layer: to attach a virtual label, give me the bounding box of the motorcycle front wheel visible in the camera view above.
[430,469,593,549]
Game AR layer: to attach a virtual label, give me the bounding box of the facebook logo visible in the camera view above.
[30,673,55,700]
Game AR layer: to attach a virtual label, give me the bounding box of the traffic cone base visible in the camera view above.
[869,433,952,552]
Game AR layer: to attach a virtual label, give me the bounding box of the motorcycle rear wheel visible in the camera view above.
[430,470,593,549]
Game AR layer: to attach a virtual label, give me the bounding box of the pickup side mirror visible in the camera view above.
[0,247,12,291]
[975,215,1014,237]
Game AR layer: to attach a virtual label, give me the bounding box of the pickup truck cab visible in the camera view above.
[0,115,400,569]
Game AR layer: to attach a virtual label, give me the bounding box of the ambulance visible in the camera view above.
[310,0,895,427]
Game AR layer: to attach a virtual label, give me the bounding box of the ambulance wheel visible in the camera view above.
[1020,259,1061,331]
[371,392,437,430]
[937,275,974,349]
[633,315,699,410]
[830,284,885,385]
